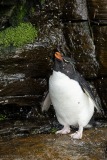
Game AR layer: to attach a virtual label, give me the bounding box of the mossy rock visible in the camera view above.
[0,114,6,121]
[0,22,38,47]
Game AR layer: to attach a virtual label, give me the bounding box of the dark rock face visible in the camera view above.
[62,0,88,21]
[0,0,107,118]
[0,45,52,118]
[95,78,107,113]
[93,26,107,76]
[63,22,97,78]
[87,0,107,21]
[44,0,88,21]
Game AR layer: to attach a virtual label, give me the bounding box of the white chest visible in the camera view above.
[49,71,94,126]
[49,71,83,103]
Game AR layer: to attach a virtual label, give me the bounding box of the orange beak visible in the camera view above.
[55,52,63,61]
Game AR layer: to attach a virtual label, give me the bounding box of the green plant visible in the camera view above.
[0,114,6,121]
[41,0,45,4]
[51,128,57,133]
[30,7,35,15]
[0,22,38,47]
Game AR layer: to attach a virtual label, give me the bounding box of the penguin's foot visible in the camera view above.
[70,131,82,139]
[70,126,83,139]
[56,126,70,134]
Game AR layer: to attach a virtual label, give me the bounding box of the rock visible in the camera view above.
[95,78,107,113]
[64,22,98,78]
[0,78,47,97]
[87,0,107,21]
[39,20,99,79]
[92,25,107,76]
[44,0,88,21]
[0,45,52,118]
[0,5,15,30]
[0,126,107,160]
[0,0,41,30]
[38,19,70,55]
[0,0,17,5]
[62,0,88,21]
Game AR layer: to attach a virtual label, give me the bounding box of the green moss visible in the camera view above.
[50,128,57,133]
[41,0,45,4]
[0,23,38,47]
[30,7,35,15]
[0,114,6,121]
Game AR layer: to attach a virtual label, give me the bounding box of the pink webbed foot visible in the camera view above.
[70,131,82,139]
[70,126,83,139]
[56,126,70,134]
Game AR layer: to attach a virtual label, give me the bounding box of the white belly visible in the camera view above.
[49,71,94,126]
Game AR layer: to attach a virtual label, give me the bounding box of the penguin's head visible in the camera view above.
[54,51,75,65]
[53,51,75,75]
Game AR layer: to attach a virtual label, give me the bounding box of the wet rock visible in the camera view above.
[64,22,98,78]
[44,0,65,11]
[0,5,15,30]
[0,0,17,5]
[0,45,52,117]
[10,0,41,26]
[38,20,98,79]
[92,25,107,76]
[0,47,52,78]
[87,0,107,21]
[0,79,47,97]
[38,19,70,55]
[44,0,88,21]
[95,78,107,113]
[0,126,107,160]
[0,45,51,76]
[0,128,13,137]
[62,0,88,21]
[0,0,41,30]
[0,119,59,138]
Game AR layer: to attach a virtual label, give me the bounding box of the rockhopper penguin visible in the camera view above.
[42,52,102,139]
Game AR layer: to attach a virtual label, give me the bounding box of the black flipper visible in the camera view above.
[74,72,103,114]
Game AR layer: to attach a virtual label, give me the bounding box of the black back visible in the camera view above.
[53,55,103,113]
